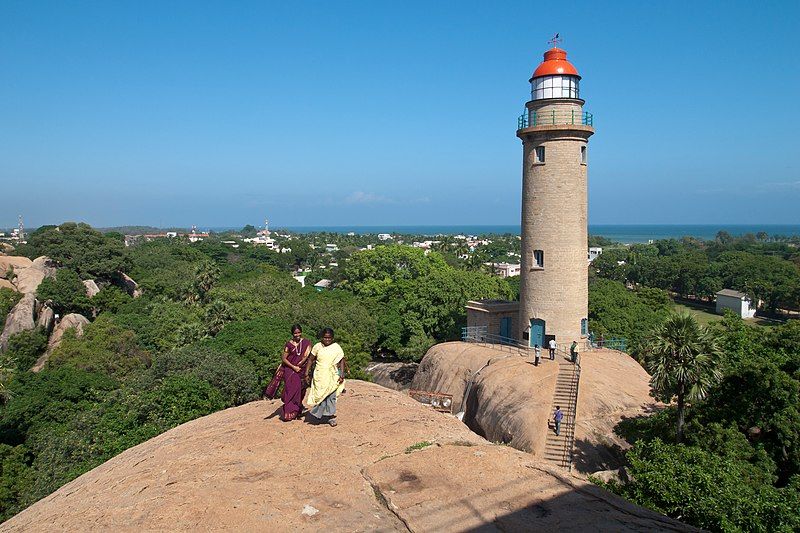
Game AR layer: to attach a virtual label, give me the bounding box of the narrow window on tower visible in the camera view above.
[533,250,544,269]
[535,146,545,163]
[581,145,587,164]
[581,318,588,337]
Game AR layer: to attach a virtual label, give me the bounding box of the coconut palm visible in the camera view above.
[643,312,723,443]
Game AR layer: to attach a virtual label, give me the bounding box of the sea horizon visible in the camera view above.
[212,223,800,244]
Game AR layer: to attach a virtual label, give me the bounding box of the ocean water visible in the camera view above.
[257,224,800,244]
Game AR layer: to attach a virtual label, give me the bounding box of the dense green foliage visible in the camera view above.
[592,236,800,312]
[342,246,513,359]
[602,315,800,531]
[36,269,91,316]
[587,278,672,353]
[20,223,128,279]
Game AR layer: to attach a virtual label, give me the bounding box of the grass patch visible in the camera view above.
[450,440,477,447]
[672,303,720,326]
[405,441,433,454]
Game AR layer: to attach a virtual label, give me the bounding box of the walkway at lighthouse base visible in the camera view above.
[1,381,690,532]
[411,341,661,474]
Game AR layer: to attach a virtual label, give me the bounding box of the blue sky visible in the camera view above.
[2,1,799,228]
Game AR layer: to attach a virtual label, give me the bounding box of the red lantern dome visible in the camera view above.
[530,48,580,81]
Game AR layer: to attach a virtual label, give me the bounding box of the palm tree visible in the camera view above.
[643,312,723,443]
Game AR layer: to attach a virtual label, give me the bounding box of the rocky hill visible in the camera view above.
[411,342,659,474]
[1,381,691,532]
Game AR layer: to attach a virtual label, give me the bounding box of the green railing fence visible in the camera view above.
[518,109,594,129]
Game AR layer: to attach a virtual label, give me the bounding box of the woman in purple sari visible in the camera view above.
[280,324,311,421]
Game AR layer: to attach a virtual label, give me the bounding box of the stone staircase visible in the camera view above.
[543,352,581,470]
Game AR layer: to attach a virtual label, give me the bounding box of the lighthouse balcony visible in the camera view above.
[517,110,593,130]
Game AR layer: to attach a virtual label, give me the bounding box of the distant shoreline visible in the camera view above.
[7,223,798,245]
[247,224,800,244]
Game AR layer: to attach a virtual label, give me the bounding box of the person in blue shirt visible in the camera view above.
[553,406,564,436]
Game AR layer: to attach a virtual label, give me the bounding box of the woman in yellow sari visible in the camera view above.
[304,327,345,426]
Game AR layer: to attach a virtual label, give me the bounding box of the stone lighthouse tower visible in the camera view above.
[517,39,594,348]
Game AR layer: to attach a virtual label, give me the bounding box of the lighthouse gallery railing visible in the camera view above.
[518,110,593,129]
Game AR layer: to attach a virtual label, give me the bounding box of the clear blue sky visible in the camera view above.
[2,1,798,228]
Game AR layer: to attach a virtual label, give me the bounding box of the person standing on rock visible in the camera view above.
[304,327,345,426]
[553,406,563,436]
[534,344,541,366]
[548,338,556,360]
[280,324,311,421]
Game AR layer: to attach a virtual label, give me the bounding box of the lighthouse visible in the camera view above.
[517,39,594,348]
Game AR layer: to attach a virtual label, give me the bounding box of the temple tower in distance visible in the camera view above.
[516,40,595,348]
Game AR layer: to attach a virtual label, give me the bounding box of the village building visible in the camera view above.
[715,289,759,318]
[492,262,521,278]
[588,247,603,262]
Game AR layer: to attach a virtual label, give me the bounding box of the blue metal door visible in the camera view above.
[529,319,545,348]
[499,317,512,343]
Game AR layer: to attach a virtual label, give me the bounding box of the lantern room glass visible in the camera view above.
[531,75,580,100]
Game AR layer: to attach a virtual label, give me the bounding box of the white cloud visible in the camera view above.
[344,191,390,205]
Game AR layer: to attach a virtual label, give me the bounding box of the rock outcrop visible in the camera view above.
[82,280,100,298]
[0,256,56,294]
[36,306,55,336]
[0,293,36,351]
[115,272,142,298]
[0,381,692,532]
[0,279,16,292]
[411,342,659,474]
[364,362,418,390]
[31,313,90,372]
[0,256,32,275]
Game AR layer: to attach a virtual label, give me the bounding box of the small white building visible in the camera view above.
[493,263,521,278]
[715,289,758,318]
[588,247,603,262]
[326,243,339,252]
[377,233,393,241]
[314,279,332,291]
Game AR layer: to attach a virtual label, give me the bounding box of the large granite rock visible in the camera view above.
[0,256,32,276]
[411,342,660,474]
[0,293,36,352]
[0,279,17,292]
[5,256,56,294]
[364,362,418,391]
[115,272,142,298]
[82,280,100,298]
[0,381,693,532]
[31,313,90,372]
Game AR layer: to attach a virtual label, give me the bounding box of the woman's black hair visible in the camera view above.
[320,327,334,338]
[291,324,302,334]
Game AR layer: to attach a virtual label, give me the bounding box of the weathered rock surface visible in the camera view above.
[0,381,692,532]
[36,306,55,336]
[82,279,100,298]
[0,279,16,292]
[365,362,418,390]
[0,293,36,352]
[3,256,56,294]
[115,272,142,298]
[411,342,659,474]
[31,257,58,278]
[31,313,90,372]
[0,256,32,275]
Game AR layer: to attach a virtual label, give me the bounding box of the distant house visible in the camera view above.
[377,233,393,241]
[715,289,758,318]
[492,263,521,278]
[588,247,603,262]
[314,279,332,292]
